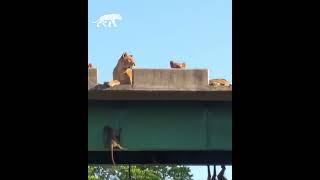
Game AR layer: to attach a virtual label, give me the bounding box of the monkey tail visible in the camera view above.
[111,145,116,166]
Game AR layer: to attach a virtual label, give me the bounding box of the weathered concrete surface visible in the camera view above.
[88,68,232,100]
[88,80,97,90]
[88,68,98,84]
[88,68,98,90]
[132,69,209,90]
[88,89,232,101]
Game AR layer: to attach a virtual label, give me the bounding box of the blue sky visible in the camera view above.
[89,0,232,178]
[89,0,232,84]
[190,165,232,180]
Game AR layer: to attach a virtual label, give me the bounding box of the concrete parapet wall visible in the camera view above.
[133,69,209,90]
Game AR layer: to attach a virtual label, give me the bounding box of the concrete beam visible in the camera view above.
[133,69,209,90]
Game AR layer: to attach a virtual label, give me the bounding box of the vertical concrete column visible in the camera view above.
[88,68,98,89]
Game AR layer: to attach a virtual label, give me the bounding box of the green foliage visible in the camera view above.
[88,166,99,180]
[88,165,193,180]
[88,166,118,180]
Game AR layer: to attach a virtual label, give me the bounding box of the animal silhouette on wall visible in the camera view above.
[93,13,122,28]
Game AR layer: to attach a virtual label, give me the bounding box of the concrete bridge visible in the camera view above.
[88,68,232,165]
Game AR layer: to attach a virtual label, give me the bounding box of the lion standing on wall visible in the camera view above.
[107,52,136,87]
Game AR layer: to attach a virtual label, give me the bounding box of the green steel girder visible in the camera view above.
[88,101,232,152]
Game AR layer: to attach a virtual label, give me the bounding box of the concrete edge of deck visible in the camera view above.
[88,86,232,101]
[88,150,232,165]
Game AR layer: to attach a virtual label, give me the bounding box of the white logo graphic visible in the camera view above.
[93,13,122,28]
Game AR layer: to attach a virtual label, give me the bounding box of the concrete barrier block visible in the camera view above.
[133,69,209,90]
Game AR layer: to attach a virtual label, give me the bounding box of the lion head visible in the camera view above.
[120,52,135,69]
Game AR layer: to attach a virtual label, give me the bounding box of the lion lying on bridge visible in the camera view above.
[107,52,136,87]
[170,60,187,69]
[209,79,231,87]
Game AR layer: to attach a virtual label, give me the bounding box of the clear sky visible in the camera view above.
[89,0,232,179]
[189,165,232,180]
[89,0,232,83]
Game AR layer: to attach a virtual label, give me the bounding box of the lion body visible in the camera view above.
[108,52,135,87]
[209,79,231,87]
[170,60,187,69]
